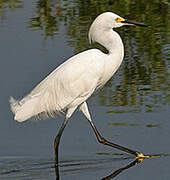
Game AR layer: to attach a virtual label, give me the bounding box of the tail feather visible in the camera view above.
[9,96,40,122]
[9,97,21,114]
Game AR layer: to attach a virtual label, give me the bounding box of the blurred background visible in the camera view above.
[0,0,169,179]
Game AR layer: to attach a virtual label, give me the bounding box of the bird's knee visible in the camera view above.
[98,137,106,144]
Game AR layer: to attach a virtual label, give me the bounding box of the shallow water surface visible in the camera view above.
[1,154,169,180]
[0,0,169,179]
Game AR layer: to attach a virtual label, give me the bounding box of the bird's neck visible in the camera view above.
[99,30,124,57]
[98,30,124,81]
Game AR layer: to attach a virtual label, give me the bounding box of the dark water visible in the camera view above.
[0,0,169,179]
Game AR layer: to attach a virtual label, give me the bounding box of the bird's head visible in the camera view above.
[89,12,147,44]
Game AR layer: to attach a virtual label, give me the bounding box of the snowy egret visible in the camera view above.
[10,12,148,161]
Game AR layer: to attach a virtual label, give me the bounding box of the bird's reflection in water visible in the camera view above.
[55,157,142,180]
[55,164,59,180]
[55,157,141,180]
[101,153,164,180]
[101,158,141,180]
[55,158,138,180]
[55,154,165,180]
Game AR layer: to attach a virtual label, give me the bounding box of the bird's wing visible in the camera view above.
[27,49,105,116]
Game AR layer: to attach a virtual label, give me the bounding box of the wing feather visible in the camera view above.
[10,49,105,121]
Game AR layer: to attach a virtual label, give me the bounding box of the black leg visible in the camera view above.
[79,102,147,158]
[54,117,69,164]
[54,106,77,179]
[89,119,139,156]
[54,117,70,180]
[54,106,77,165]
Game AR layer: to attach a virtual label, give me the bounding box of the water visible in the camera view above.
[0,0,169,179]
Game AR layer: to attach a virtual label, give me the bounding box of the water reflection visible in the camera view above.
[29,0,61,38]
[55,156,141,180]
[101,153,166,179]
[55,153,166,180]
[0,0,23,26]
[0,0,169,179]
[0,0,23,9]
[108,122,161,128]
[101,158,141,180]
[0,154,167,180]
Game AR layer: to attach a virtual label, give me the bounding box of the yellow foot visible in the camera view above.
[136,153,150,161]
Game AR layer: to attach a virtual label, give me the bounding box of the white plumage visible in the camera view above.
[10,12,146,124]
[10,12,148,160]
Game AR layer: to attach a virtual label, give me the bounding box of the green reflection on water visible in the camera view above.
[0,0,169,113]
[0,0,23,9]
[29,0,61,38]
[108,122,161,128]
[109,122,140,127]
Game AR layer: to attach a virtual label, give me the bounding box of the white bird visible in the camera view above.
[10,12,149,162]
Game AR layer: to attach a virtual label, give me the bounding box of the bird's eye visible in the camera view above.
[115,18,119,22]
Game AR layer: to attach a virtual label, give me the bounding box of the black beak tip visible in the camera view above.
[124,19,148,27]
[140,23,148,27]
